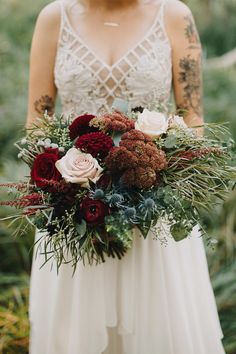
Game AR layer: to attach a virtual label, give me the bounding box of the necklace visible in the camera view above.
[101,4,137,28]
[103,21,120,27]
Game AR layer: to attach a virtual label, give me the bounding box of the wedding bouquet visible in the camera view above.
[1,107,235,270]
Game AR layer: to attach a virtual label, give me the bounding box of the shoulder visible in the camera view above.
[164,0,192,18]
[31,1,62,53]
[163,0,197,44]
[35,1,61,32]
[164,0,193,28]
[32,0,62,49]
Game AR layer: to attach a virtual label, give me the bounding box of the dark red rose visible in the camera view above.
[31,151,61,188]
[75,132,114,158]
[80,197,110,226]
[69,114,97,140]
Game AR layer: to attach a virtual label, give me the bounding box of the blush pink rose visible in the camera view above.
[55,148,103,188]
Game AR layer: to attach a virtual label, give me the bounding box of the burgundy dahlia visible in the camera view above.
[80,197,110,226]
[75,132,114,158]
[69,114,97,140]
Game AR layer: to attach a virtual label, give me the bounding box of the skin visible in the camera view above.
[26,0,203,130]
[87,0,138,10]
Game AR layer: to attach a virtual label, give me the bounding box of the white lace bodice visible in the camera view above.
[54,0,172,116]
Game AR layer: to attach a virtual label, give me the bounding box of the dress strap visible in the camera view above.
[57,0,80,46]
[58,0,77,26]
[143,0,166,36]
[57,0,67,39]
[57,0,87,40]
[157,0,167,27]
[152,0,169,43]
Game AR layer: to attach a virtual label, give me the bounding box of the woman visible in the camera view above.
[27,0,225,353]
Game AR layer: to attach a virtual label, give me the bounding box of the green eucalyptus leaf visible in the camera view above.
[112,98,129,114]
[113,132,123,146]
[137,221,152,239]
[164,134,178,149]
[170,222,189,242]
[75,219,87,238]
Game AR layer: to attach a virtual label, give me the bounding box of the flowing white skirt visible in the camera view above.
[29,224,225,354]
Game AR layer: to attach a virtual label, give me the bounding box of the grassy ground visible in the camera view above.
[0,0,236,353]
[0,275,29,354]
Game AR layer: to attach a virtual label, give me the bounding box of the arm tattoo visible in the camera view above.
[184,15,200,49]
[34,95,55,116]
[178,54,202,116]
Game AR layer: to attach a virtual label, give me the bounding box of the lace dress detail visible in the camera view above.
[54,0,172,116]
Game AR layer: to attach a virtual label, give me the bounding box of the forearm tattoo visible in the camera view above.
[178,54,202,116]
[34,95,55,116]
[184,15,201,49]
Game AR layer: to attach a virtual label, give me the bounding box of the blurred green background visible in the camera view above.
[0,0,236,353]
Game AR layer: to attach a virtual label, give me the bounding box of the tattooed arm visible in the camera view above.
[165,1,203,129]
[26,2,61,128]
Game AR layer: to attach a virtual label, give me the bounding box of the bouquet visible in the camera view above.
[1,107,235,271]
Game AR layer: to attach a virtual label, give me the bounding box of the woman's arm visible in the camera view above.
[165,0,203,128]
[26,1,61,128]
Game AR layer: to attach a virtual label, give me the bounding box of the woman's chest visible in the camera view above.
[54,9,173,115]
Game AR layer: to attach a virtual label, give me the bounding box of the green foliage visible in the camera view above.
[188,0,236,57]
[0,274,29,354]
[105,212,134,247]
[211,262,236,353]
[204,69,236,140]
[0,0,48,167]
[0,160,34,274]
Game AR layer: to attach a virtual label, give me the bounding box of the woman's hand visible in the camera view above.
[165,0,204,132]
[26,1,61,128]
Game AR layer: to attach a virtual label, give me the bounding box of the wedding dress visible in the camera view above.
[29,0,225,353]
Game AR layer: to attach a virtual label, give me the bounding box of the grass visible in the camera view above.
[0,275,29,354]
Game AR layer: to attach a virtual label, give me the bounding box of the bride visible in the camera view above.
[27,0,225,353]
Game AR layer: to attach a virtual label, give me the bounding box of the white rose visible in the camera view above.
[168,115,188,130]
[135,109,168,138]
[55,148,103,188]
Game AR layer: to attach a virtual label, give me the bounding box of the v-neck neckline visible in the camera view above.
[62,2,163,70]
